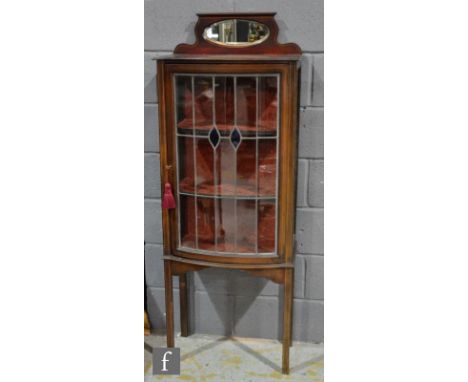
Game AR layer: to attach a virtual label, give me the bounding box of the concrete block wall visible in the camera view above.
[145,0,324,343]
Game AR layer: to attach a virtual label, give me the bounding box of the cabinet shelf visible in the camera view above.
[177,122,277,137]
[178,180,276,199]
[179,237,273,255]
[178,191,275,200]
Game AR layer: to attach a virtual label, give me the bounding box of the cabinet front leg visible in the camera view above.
[282,268,293,374]
[179,273,189,337]
[164,260,174,348]
[290,268,294,347]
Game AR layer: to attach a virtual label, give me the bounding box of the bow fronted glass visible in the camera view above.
[175,74,279,255]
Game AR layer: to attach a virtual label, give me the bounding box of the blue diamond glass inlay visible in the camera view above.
[230,127,241,150]
[208,127,220,149]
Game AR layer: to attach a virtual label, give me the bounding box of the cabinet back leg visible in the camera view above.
[179,273,189,337]
[164,260,175,347]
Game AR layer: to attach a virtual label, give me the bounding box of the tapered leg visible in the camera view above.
[179,273,189,337]
[282,268,293,374]
[164,260,174,347]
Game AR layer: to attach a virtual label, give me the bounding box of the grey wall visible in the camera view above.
[145,0,324,343]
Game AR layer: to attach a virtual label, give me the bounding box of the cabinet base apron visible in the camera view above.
[163,257,295,374]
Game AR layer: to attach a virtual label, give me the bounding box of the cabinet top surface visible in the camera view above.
[155,54,301,62]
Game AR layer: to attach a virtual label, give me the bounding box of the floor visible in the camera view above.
[144,333,324,382]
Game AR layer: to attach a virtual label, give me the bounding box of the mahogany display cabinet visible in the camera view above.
[156,13,302,374]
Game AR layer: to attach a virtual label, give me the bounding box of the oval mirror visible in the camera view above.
[203,19,270,47]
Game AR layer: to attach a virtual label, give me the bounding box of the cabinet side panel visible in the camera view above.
[157,60,171,256]
[277,62,301,265]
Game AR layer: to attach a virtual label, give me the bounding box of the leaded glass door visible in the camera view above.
[174,74,279,256]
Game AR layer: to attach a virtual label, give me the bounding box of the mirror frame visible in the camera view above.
[202,19,270,48]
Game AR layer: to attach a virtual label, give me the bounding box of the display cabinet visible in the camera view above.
[156,13,301,374]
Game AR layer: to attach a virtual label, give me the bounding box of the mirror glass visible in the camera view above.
[203,19,269,47]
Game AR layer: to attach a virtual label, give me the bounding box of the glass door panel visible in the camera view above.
[178,136,195,193]
[196,197,215,250]
[216,139,236,196]
[258,200,276,253]
[236,140,257,196]
[236,200,257,253]
[179,195,196,248]
[194,77,214,133]
[214,198,236,252]
[258,139,277,196]
[236,77,257,135]
[214,77,234,136]
[195,138,214,195]
[175,74,279,255]
[176,76,193,134]
[258,76,278,136]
